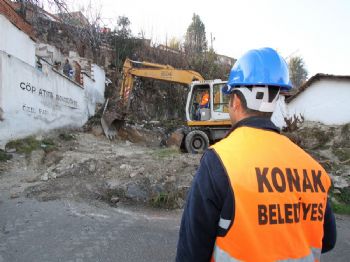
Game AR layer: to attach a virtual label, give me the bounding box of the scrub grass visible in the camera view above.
[6,136,57,155]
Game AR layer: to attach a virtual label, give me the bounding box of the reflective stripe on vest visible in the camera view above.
[219,218,231,230]
[211,127,331,262]
[212,244,321,262]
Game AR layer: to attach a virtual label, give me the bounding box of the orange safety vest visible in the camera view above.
[201,93,210,106]
[211,127,331,262]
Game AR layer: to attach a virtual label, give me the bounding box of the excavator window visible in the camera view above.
[190,85,210,121]
[213,84,229,113]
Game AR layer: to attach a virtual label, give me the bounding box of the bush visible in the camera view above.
[0,150,12,161]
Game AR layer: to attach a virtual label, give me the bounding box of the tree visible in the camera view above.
[116,16,131,38]
[288,56,308,89]
[169,37,181,51]
[109,16,142,71]
[184,13,207,55]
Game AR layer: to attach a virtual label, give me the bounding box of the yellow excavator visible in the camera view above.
[101,58,232,153]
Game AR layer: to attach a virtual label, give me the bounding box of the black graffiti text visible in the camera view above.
[39,108,49,115]
[55,94,78,108]
[22,104,36,113]
[38,88,54,99]
[20,82,36,93]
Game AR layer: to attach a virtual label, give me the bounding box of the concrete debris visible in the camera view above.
[110,196,120,204]
[166,128,184,148]
[24,176,39,183]
[91,125,104,137]
[5,148,16,153]
[40,173,49,181]
[10,192,20,199]
[125,183,148,202]
[88,162,97,172]
[120,164,132,170]
[130,172,138,178]
[330,174,349,189]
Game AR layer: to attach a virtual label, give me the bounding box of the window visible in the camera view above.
[213,84,229,113]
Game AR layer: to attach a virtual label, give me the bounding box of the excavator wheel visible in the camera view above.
[185,130,209,154]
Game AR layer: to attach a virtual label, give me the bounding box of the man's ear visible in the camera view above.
[229,94,235,107]
[235,94,242,109]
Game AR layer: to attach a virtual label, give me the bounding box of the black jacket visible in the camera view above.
[176,117,336,262]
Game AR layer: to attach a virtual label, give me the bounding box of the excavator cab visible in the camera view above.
[186,80,229,122]
[184,80,232,153]
[188,84,211,121]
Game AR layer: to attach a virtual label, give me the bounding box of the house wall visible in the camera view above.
[288,79,350,125]
[0,14,36,67]
[0,51,88,147]
[82,64,106,116]
[272,79,350,127]
[92,64,105,103]
[83,74,96,116]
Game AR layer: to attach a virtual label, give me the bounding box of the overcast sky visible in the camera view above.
[64,0,350,77]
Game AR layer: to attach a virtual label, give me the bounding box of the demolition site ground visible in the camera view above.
[0,123,349,261]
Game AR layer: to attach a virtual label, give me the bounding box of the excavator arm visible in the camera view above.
[101,58,204,140]
[120,59,204,104]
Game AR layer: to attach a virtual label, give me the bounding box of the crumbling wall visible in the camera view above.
[129,80,188,122]
[0,51,89,147]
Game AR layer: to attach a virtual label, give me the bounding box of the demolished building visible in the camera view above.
[0,0,105,147]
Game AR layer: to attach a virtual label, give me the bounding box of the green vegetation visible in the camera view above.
[152,192,170,208]
[41,138,57,153]
[330,187,350,215]
[5,136,57,155]
[151,191,179,208]
[331,201,350,215]
[58,133,76,141]
[288,56,308,89]
[0,150,12,162]
[6,137,41,154]
[152,148,180,158]
[333,148,350,162]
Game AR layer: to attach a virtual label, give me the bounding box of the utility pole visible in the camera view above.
[210,33,215,50]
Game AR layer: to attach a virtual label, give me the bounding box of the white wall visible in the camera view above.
[83,74,97,116]
[0,51,89,147]
[272,79,350,128]
[92,64,105,103]
[288,80,350,125]
[0,15,36,67]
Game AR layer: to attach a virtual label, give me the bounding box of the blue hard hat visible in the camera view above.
[223,47,292,94]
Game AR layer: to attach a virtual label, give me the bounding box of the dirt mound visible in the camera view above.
[1,131,200,209]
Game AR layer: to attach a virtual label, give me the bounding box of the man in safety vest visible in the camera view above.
[176,48,336,262]
[200,90,210,108]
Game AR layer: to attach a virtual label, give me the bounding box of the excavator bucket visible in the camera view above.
[101,99,125,140]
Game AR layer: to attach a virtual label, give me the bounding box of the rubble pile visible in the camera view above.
[284,122,350,207]
[1,131,200,209]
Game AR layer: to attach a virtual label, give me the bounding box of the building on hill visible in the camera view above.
[216,54,236,67]
[55,11,90,27]
[272,73,350,127]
